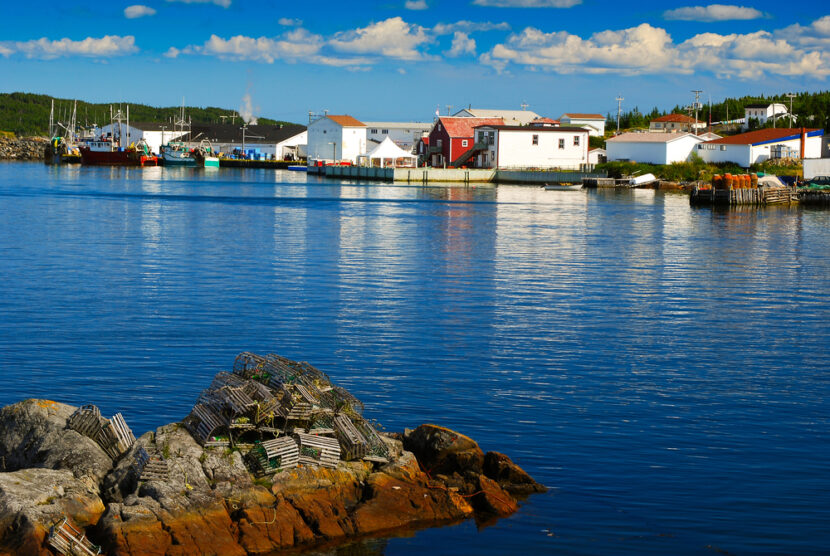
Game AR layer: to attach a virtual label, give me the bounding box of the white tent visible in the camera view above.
[361,137,417,168]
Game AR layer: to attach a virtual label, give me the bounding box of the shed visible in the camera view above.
[606,132,703,164]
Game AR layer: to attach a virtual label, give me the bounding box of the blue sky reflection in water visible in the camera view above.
[0,162,828,554]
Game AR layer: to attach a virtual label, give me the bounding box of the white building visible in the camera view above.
[306,115,367,164]
[696,128,824,167]
[606,132,704,164]
[363,122,432,152]
[588,147,606,165]
[453,108,541,126]
[559,113,606,137]
[95,122,188,155]
[743,103,789,129]
[472,125,589,169]
[649,114,705,133]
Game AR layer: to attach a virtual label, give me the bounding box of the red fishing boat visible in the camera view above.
[79,105,158,167]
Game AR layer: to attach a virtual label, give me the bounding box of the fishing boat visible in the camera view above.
[160,142,197,166]
[79,105,158,166]
[160,100,196,166]
[44,100,82,164]
[287,165,308,172]
[193,140,219,168]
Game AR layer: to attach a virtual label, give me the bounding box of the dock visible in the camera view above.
[219,159,292,169]
[690,186,799,206]
[318,165,607,185]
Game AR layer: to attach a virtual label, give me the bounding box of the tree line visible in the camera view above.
[0,92,293,136]
[606,90,830,133]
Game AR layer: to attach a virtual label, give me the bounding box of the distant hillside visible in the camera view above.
[607,90,830,133]
[0,92,295,136]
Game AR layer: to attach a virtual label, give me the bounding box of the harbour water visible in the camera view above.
[1,162,828,555]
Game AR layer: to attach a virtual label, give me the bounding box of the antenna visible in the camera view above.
[785,92,796,128]
[615,96,624,134]
[691,90,702,135]
[446,104,452,116]
[520,101,529,111]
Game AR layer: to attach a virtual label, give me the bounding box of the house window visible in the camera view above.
[437,139,443,148]
[462,139,468,147]
[573,136,580,146]
[655,123,661,128]
[382,129,388,134]
[437,124,442,131]
[720,145,727,151]
[558,138,565,149]
[370,129,378,134]
[532,134,539,145]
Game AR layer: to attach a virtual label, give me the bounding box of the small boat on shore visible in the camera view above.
[287,165,307,172]
[544,183,582,191]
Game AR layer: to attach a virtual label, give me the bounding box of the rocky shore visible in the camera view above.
[0,358,545,556]
[0,136,46,160]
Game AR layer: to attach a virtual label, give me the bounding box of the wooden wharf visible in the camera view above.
[798,190,830,207]
[690,186,798,206]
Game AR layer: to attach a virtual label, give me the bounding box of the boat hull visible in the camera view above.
[80,149,158,166]
[161,153,197,166]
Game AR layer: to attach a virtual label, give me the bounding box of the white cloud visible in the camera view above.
[777,15,830,47]
[124,5,156,18]
[164,46,181,58]
[405,0,428,9]
[278,17,302,26]
[664,4,763,22]
[0,45,13,57]
[482,23,830,79]
[329,17,431,61]
[9,36,138,59]
[446,32,476,57]
[432,20,510,34]
[471,0,581,7]
[165,0,231,8]
[183,30,372,66]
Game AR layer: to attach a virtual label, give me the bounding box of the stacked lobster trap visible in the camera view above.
[183,352,391,477]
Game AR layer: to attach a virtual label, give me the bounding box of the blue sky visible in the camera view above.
[1,1,829,124]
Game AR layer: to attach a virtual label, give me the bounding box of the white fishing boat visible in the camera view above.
[194,139,219,168]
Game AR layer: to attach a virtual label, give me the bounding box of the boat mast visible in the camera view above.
[49,99,55,138]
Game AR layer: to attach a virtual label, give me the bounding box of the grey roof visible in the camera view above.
[188,123,306,143]
[607,132,702,144]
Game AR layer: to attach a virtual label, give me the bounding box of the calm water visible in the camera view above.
[1,162,828,555]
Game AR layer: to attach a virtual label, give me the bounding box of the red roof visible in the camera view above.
[707,128,820,145]
[652,114,700,123]
[531,117,560,125]
[562,113,605,120]
[437,117,504,137]
[327,115,365,127]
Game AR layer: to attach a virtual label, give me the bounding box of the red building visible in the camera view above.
[427,117,504,167]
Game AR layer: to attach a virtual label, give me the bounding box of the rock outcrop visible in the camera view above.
[0,136,46,160]
[0,395,545,555]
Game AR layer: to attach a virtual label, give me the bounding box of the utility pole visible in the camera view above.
[615,95,624,134]
[786,92,796,128]
[692,90,702,135]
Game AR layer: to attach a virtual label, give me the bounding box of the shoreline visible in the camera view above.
[0,354,546,556]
